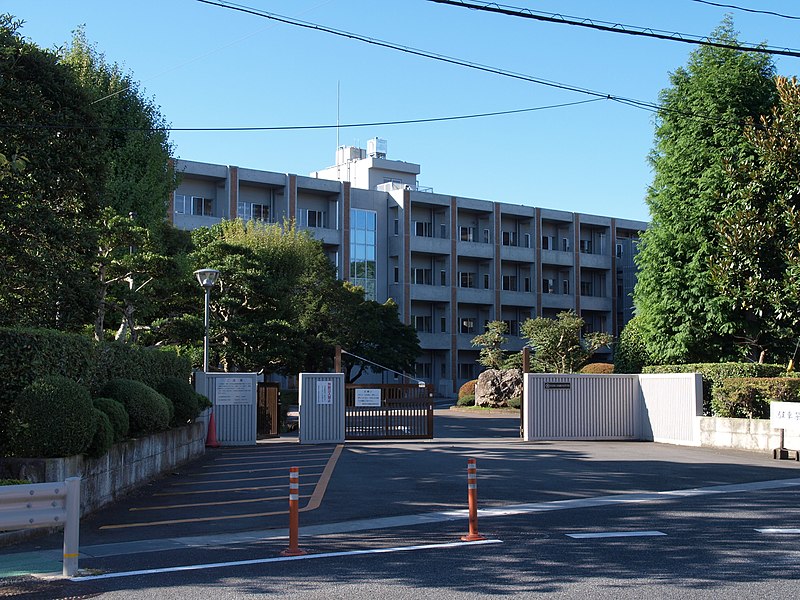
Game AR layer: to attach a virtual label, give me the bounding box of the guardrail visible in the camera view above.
[0,477,81,576]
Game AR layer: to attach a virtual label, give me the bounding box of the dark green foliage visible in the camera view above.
[86,408,114,458]
[507,397,521,409]
[0,327,190,453]
[712,378,800,419]
[93,397,129,442]
[99,378,170,435]
[456,394,476,407]
[634,18,778,364]
[471,321,510,370]
[614,316,651,374]
[643,362,785,415]
[11,375,94,458]
[155,376,202,426]
[521,311,612,373]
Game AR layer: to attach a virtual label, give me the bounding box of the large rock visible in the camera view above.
[475,369,523,408]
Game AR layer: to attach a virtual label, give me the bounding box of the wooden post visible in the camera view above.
[334,345,342,373]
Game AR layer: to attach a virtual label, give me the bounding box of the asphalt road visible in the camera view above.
[2,408,800,598]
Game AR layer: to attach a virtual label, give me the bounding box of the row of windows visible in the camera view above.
[398,271,612,296]
[412,316,521,336]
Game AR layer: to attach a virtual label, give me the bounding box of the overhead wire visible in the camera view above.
[427,0,800,58]
[690,0,800,21]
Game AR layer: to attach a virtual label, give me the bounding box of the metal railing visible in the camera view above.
[0,477,81,576]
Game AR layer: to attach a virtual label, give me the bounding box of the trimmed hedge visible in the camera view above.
[11,375,95,458]
[458,379,478,400]
[86,408,115,458]
[99,379,171,436]
[155,376,204,427]
[643,362,786,415]
[712,377,800,419]
[93,397,130,443]
[456,394,476,407]
[580,363,614,374]
[0,327,191,454]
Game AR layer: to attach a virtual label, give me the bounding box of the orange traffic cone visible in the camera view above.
[206,411,220,448]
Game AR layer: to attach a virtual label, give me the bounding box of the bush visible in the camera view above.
[614,316,651,374]
[456,394,475,406]
[712,377,800,419]
[642,362,786,415]
[86,408,114,458]
[458,379,478,400]
[99,378,171,435]
[507,396,521,409]
[11,375,95,458]
[155,376,203,427]
[580,363,614,374]
[93,397,129,442]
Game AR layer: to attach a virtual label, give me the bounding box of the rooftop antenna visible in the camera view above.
[336,80,340,150]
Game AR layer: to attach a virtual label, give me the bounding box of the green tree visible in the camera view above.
[710,76,800,363]
[0,15,106,330]
[471,320,509,370]
[613,316,652,374]
[520,311,611,373]
[634,18,777,364]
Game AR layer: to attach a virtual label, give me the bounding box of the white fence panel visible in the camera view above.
[299,373,345,444]
[639,373,703,446]
[524,374,639,441]
[196,372,261,446]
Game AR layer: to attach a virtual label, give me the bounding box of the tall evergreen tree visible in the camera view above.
[634,18,777,363]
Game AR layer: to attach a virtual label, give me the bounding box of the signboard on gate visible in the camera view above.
[770,402,800,429]
[355,389,381,407]
[316,380,333,405]
[215,377,253,405]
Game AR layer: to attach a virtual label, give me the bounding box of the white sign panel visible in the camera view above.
[215,377,253,405]
[771,402,800,429]
[355,388,382,407]
[316,380,333,405]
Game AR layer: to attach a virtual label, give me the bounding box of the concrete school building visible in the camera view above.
[170,139,647,397]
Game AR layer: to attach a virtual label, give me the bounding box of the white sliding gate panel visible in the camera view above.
[299,373,345,444]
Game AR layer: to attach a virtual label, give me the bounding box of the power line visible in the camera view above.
[428,0,800,58]
[0,99,604,132]
[690,0,800,21]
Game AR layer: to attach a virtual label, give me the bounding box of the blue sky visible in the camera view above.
[5,1,800,222]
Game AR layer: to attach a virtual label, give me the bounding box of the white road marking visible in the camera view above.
[755,528,800,534]
[567,531,667,539]
[71,538,503,582]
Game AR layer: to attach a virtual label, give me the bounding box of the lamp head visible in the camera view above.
[194,268,220,290]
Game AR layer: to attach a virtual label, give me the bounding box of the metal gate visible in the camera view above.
[256,382,279,438]
[344,384,434,440]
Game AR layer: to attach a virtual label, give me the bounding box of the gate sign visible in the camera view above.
[316,380,333,405]
[215,377,254,405]
[355,389,381,407]
[770,402,800,429]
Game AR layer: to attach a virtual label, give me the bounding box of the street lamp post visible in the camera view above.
[194,268,220,372]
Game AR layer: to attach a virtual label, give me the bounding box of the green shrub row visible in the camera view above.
[711,377,800,419]
[642,362,785,415]
[7,374,207,459]
[0,327,192,452]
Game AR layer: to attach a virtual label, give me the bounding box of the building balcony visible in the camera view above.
[456,240,494,259]
[410,285,450,303]
[306,227,341,246]
[498,290,536,308]
[410,236,451,255]
[579,253,612,269]
[456,287,493,305]
[540,249,574,267]
[416,332,450,350]
[580,296,613,312]
[500,244,534,263]
[173,214,223,231]
[541,293,576,311]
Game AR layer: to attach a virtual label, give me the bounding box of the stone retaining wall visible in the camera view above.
[699,417,800,453]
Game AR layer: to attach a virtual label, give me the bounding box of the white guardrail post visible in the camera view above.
[0,476,82,576]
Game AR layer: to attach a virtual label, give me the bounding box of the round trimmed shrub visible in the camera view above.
[458,379,478,400]
[86,408,114,458]
[11,375,94,458]
[155,376,202,426]
[98,378,171,435]
[93,397,129,442]
[580,363,614,374]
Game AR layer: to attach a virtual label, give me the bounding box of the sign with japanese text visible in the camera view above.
[770,402,800,429]
[544,382,571,390]
[215,377,253,405]
[355,389,381,407]
[316,380,333,405]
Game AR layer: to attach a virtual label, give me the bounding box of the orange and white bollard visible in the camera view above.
[280,466,307,556]
[461,458,486,541]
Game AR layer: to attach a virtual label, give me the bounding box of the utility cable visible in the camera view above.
[690,0,800,21]
[340,349,425,385]
[428,0,800,58]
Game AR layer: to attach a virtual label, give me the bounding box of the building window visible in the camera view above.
[542,235,551,250]
[580,239,593,254]
[460,318,475,334]
[502,231,518,246]
[581,281,593,296]
[460,226,475,242]
[414,221,433,237]
[175,194,213,217]
[412,268,432,285]
[440,270,447,286]
[616,243,623,258]
[440,223,447,239]
[563,279,570,295]
[458,363,475,380]
[524,277,531,293]
[393,219,399,236]
[562,237,570,252]
[238,201,269,222]
[174,194,187,215]
[523,233,531,248]
[503,320,518,336]
[300,208,326,228]
[459,272,475,288]
[440,316,447,333]
[415,362,432,379]
[543,279,555,294]
[413,315,432,333]
[350,208,377,301]
[393,267,399,283]
[483,228,490,244]
[483,273,490,289]
[502,275,518,292]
